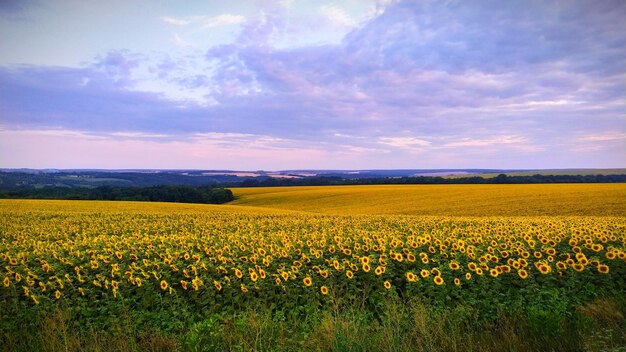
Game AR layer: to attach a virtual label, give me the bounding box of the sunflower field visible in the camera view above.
[1,188,626,351]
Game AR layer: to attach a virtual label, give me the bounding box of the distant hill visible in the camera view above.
[0,168,624,189]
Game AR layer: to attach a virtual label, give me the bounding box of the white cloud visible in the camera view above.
[577,132,626,142]
[320,5,357,27]
[378,137,431,148]
[160,14,245,28]
[443,135,527,148]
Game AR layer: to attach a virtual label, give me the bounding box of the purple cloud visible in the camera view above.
[1,0,624,168]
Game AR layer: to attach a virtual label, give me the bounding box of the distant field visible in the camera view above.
[448,168,626,178]
[231,184,626,216]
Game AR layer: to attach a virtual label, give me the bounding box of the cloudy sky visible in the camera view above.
[0,0,624,170]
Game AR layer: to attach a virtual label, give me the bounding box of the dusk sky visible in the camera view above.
[0,0,624,170]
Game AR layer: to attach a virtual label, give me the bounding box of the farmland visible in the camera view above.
[1,184,626,351]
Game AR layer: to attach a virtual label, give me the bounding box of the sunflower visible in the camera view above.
[420,269,430,278]
[135,277,142,287]
[538,264,551,275]
[235,269,243,279]
[54,290,61,300]
[241,284,248,293]
[180,280,188,290]
[213,280,222,292]
[406,272,417,282]
[572,263,585,272]
[375,266,385,276]
[362,263,371,272]
[468,262,477,271]
[449,262,460,270]
[597,264,609,274]
[454,278,461,286]
[303,277,313,286]
[160,280,168,290]
[320,286,329,295]
[606,251,616,260]
[489,269,499,277]
[3,277,10,287]
[518,269,528,279]
[250,272,259,282]
[346,270,354,279]
[383,281,392,289]
[465,272,472,280]
[433,276,444,285]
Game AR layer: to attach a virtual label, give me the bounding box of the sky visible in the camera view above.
[0,0,624,170]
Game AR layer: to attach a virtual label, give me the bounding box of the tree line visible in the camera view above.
[0,185,234,204]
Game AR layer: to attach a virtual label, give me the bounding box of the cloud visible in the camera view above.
[161,14,245,28]
[320,5,357,27]
[2,0,625,168]
[379,137,431,149]
[577,132,626,142]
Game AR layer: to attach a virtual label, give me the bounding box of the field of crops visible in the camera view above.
[1,184,626,351]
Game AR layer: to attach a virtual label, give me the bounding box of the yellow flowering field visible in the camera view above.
[231,184,626,216]
[0,185,625,350]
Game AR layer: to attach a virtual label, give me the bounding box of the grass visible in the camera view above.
[3,296,624,352]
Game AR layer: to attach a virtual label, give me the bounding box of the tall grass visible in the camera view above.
[3,296,624,352]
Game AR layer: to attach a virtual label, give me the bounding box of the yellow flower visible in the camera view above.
[3,277,9,287]
[212,280,222,291]
[383,281,391,289]
[303,277,313,287]
[160,280,168,290]
[346,270,354,279]
[406,272,417,282]
[320,286,329,295]
[597,264,609,274]
[518,269,528,279]
[433,276,444,286]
